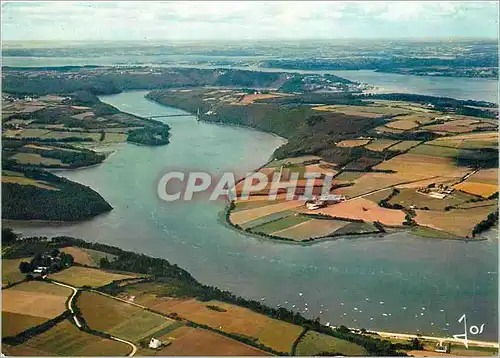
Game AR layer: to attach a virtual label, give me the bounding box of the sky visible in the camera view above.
[2,1,499,42]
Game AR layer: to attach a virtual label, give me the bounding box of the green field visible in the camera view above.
[409,226,461,240]
[239,210,295,230]
[251,215,311,234]
[296,331,368,356]
[78,291,175,342]
[389,188,474,211]
[389,140,421,152]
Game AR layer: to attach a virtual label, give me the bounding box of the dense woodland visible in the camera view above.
[2,163,112,221]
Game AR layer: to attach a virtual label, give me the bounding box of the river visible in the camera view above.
[10,90,498,341]
[3,56,498,103]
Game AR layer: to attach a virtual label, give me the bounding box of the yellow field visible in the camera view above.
[2,257,31,287]
[148,298,303,353]
[49,266,137,288]
[415,205,498,237]
[2,281,70,319]
[2,312,47,337]
[272,218,349,240]
[296,331,368,356]
[78,291,175,342]
[364,139,399,151]
[11,153,68,167]
[454,182,498,198]
[9,319,131,356]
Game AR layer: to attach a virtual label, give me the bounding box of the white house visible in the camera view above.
[149,338,162,349]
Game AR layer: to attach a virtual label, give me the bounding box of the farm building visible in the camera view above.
[149,338,162,349]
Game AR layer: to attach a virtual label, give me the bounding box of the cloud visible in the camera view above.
[2,1,498,41]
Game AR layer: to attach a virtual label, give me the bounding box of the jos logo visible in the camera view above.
[453,314,485,349]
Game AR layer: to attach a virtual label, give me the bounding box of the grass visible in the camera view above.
[385,119,419,130]
[237,210,295,230]
[82,248,118,264]
[389,140,421,152]
[17,319,131,356]
[11,153,68,167]
[296,331,368,356]
[334,171,364,182]
[364,139,400,151]
[409,226,461,240]
[336,139,371,148]
[333,221,380,235]
[2,257,31,287]
[388,189,474,211]
[41,131,101,141]
[49,266,136,288]
[78,291,175,342]
[273,218,350,241]
[232,199,280,212]
[409,144,464,158]
[251,215,311,234]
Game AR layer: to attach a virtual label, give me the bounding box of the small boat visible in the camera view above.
[380,301,384,304]
[421,307,426,310]
[305,303,308,306]
[319,311,323,314]
[354,308,358,311]
[440,309,444,312]
[299,293,303,296]
[340,302,344,306]
[285,301,288,304]
[382,313,388,316]
[292,305,296,308]
[359,310,363,313]
[261,297,265,301]
[365,297,369,301]
[402,306,407,310]
[420,313,424,316]
[326,322,330,327]
[370,317,374,321]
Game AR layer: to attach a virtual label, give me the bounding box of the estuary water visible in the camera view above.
[11,91,498,341]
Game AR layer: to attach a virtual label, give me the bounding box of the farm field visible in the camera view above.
[464,168,498,185]
[11,153,68,167]
[336,139,371,148]
[422,119,480,133]
[266,155,322,167]
[82,247,118,264]
[296,331,368,356]
[229,200,305,226]
[40,131,101,141]
[49,266,136,287]
[147,298,303,353]
[2,311,47,337]
[388,188,474,211]
[272,218,350,240]
[2,257,31,287]
[385,119,419,130]
[374,154,471,179]
[388,140,421,151]
[60,246,97,267]
[139,326,271,356]
[250,214,311,235]
[408,144,467,158]
[9,320,131,356]
[306,198,405,226]
[336,172,416,197]
[312,105,409,118]
[237,210,296,230]
[454,181,498,198]
[364,139,399,151]
[2,281,70,319]
[232,199,284,212]
[78,291,175,342]
[414,204,498,237]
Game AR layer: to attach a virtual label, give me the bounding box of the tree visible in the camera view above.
[2,227,18,244]
[60,252,74,267]
[19,261,32,273]
[411,338,423,350]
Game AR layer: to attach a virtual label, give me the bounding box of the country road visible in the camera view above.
[50,280,138,356]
